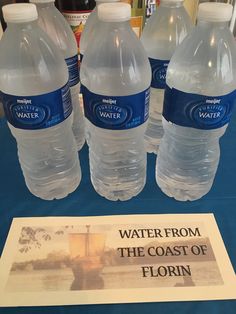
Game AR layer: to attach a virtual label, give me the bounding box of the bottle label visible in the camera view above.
[1,83,72,130]
[149,58,169,89]
[81,85,150,130]
[163,85,236,130]
[62,11,92,54]
[65,55,80,87]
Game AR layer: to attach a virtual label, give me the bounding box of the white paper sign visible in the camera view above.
[0,214,235,307]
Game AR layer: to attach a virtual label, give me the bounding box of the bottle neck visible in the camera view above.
[6,20,38,31]
[34,2,55,10]
[100,20,131,31]
[197,19,229,30]
[160,1,184,9]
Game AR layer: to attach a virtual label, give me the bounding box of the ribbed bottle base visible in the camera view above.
[91,176,146,201]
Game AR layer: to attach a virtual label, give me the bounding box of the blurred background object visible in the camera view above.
[122,0,146,37]
[146,0,159,19]
[131,0,146,37]
[55,0,96,53]
[184,0,199,23]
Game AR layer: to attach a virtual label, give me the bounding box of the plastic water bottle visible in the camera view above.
[30,0,85,151]
[80,0,119,145]
[141,0,192,153]
[156,2,236,201]
[80,0,119,60]
[0,3,81,200]
[80,3,151,201]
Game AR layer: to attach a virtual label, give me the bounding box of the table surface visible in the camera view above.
[0,116,236,314]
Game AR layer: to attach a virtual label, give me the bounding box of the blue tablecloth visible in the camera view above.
[0,116,235,313]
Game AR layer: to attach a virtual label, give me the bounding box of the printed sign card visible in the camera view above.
[0,214,235,307]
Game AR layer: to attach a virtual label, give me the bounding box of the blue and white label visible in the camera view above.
[149,58,169,89]
[81,85,150,130]
[163,85,236,130]
[65,54,80,87]
[1,83,72,130]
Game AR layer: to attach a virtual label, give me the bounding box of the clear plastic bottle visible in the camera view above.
[141,0,192,154]
[0,3,81,200]
[156,2,236,201]
[80,0,119,59]
[80,0,119,145]
[80,3,151,201]
[30,0,85,151]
